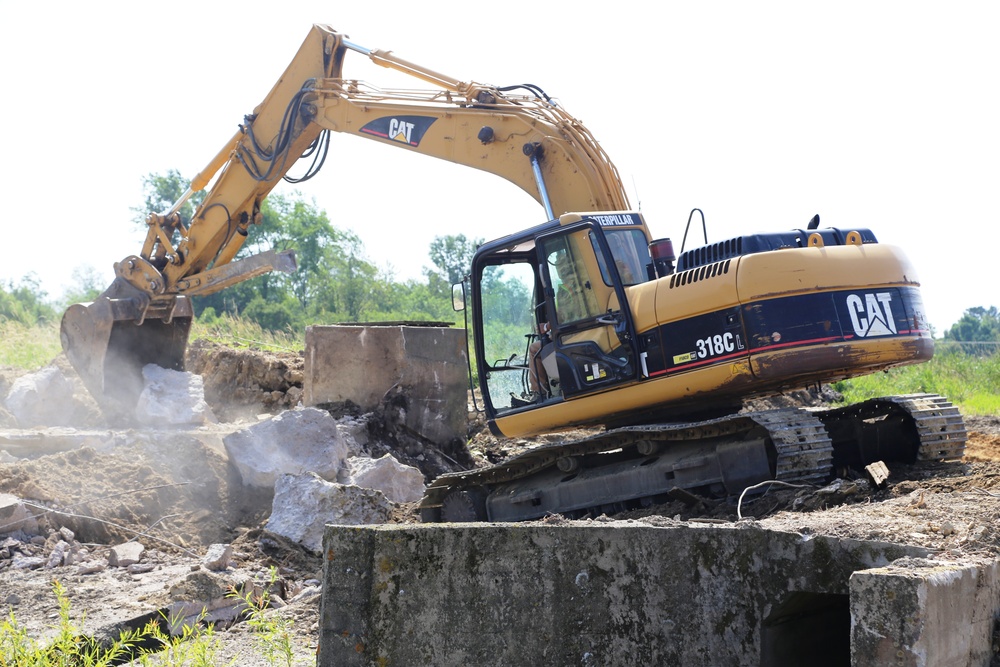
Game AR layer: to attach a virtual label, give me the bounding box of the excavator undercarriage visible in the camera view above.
[419,393,966,522]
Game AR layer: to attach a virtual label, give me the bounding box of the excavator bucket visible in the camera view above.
[60,277,192,421]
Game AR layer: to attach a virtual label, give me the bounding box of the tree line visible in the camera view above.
[1,170,482,333]
[2,170,999,353]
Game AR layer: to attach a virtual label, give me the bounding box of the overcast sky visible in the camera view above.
[2,1,996,335]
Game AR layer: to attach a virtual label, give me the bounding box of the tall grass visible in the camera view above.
[0,315,301,373]
[832,344,1000,415]
[0,320,60,370]
[189,313,301,353]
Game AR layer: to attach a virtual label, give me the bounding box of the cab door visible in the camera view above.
[535,221,639,398]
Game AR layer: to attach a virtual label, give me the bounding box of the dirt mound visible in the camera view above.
[0,432,267,550]
[185,339,305,421]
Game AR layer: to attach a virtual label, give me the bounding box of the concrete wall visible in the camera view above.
[316,522,1000,666]
[304,325,468,446]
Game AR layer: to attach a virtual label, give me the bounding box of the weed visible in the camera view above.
[229,568,296,667]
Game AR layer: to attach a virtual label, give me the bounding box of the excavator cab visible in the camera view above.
[470,213,649,426]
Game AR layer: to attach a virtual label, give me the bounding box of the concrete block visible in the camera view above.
[850,558,997,666]
[108,541,145,568]
[316,522,933,666]
[304,325,467,446]
[4,366,76,427]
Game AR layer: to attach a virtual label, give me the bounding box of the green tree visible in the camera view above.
[58,265,107,307]
[944,306,1000,355]
[131,169,206,227]
[425,234,482,298]
[0,275,56,325]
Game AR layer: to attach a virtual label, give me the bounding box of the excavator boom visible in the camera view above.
[61,24,627,418]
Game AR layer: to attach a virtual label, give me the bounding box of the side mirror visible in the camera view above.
[452,283,466,312]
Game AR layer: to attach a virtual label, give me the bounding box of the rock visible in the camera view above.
[127,563,156,574]
[223,407,349,488]
[4,366,77,427]
[290,585,322,603]
[336,416,371,453]
[0,493,38,535]
[265,472,395,552]
[135,365,217,425]
[46,540,69,569]
[203,543,233,571]
[339,454,426,503]
[168,571,231,608]
[77,561,107,575]
[108,541,145,568]
[12,555,45,570]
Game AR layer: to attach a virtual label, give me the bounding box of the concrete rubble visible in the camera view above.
[135,364,217,425]
[266,473,397,552]
[4,366,79,428]
[223,407,350,488]
[339,453,426,503]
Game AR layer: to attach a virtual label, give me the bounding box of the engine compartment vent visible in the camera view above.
[669,259,732,288]
[676,227,878,272]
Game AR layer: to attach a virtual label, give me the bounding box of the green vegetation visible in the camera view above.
[831,341,1000,415]
[0,319,61,371]
[0,574,305,666]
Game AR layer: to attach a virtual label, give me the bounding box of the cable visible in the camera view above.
[497,83,555,105]
[737,479,816,520]
[284,130,330,184]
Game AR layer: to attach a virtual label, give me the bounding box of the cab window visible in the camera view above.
[591,228,649,286]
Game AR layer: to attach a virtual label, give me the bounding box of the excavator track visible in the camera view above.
[813,393,967,471]
[420,393,966,522]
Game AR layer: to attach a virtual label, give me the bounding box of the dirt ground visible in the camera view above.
[1,345,999,664]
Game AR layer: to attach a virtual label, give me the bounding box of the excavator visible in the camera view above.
[60,24,966,523]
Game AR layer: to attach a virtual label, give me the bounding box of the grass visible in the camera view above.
[0,573,302,666]
[189,314,301,354]
[0,320,61,371]
[0,316,300,373]
[832,343,1000,416]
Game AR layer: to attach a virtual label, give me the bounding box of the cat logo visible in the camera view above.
[359,115,437,147]
[388,118,414,144]
[846,292,897,338]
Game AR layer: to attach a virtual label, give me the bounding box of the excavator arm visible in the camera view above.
[61,24,630,419]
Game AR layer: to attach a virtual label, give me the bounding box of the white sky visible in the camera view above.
[1,1,996,335]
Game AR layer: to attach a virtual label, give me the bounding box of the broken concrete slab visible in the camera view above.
[266,473,395,552]
[136,365,217,425]
[202,543,233,572]
[223,407,348,488]
[339,454,425,504]
[108,541,145,568]
[0,493,37,535]
[304,325,467,447]
[4,366,78,428]
[316,522,942,667]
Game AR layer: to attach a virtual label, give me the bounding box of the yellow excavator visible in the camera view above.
[60,25,966,522]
